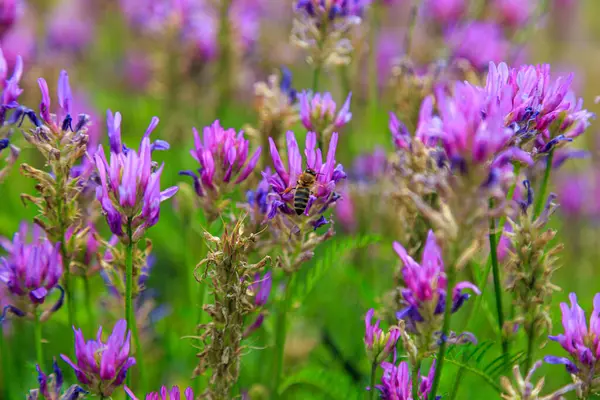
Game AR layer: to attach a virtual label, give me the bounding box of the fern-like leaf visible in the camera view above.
[291,234,381,305]
[278,367,363,399]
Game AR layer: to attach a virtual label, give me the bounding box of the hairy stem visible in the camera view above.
[534,150,554,218]
[488,198,509,367]
[429,251,457,399]
[272,275,293,398]
[33,308,44,370]
[524,320,536,372]
[412,360,421,400]
[370,361,378,400]
[58,195,75,329]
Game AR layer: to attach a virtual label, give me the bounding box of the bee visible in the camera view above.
[283,168,319,215]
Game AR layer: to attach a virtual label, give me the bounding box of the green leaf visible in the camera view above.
[290,234,381,306]
[278,366,363,399]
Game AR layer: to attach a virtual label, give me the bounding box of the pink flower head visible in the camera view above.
[545,293,600,378]
[266,130,346,228]
[424,0,466,26]
[180,120,261,198]
[61,319,136,397]
[46,0,95,53]
[447,22,508,70]
[490,0,533,28]
[0,0,20,39]
[299,91,352,133]
[94,111,178,241]
[125,385,194,400]
[394,231,480,329]
[364,308,400,363]
[376,360,437,399]
[0,223,63,307]
[485,61,594,153]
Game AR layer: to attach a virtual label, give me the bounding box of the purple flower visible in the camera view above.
[124,385,194,400]
[375,360,438,400]
[350,147,388,182]
[242,170,271,224]
[0,223,63,307]
[490,0,533,28]
[394,230,480,329]
[417,82,532,180]
[296,0,369,22]
[424,0,466,26]
[180,120,261,198]
[485,62,594,153]
[545,293,600,377]
[30,358,88,400]
[376,31,401,87]
[0,47,22,125]
[299,91,352,134]
[94,111,178,241]
[446,22,508,70]
[266,131,346,224]
[244,271,272,337]
[46,0,95,53]
[0,0,19,39]
[364,308,400,363]
[61,319,136,397]
[335,187,356,233]
[390,112,411,150]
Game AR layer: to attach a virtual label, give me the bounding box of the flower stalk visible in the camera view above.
[369,361,378,400]
[33,308,44,371]
[272,275,293,399]
[534,150,554,218]
[125,218,134,390]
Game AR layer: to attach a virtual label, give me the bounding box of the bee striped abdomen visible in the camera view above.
[294,187,311,215]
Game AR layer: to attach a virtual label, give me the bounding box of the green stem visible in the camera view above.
[488,198,509,366]
[534,150,554,218]
[429,255,457,399]
[370,361,378,400]
[124,219,135,390]
[0,326,11,399]
[412,360,421,400]
[33,308,44,370]
[272,275,293,398]
[449,356,466,400]
[83,275,94,331]
[524,320,536,372]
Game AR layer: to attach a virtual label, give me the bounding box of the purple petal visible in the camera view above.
[544,355,579,373]
[235,147,261,184]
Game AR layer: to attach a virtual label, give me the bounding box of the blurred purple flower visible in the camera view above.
[0,223,63,307]
[124,385,194,400]
[424,0,466,26]
[122,51,153,93]
[556,173,589,218]
[335,187,357,233]
[266,131,346,224]
[239,168,272,226]
[180,120,261,198]
[390,112,411,150]
[377,31,401,87]
[46,0,95,53]
[61,319,136,397]
[244,271,272,337]
[364,308,400,363]
[447,22,508,70]
[296,0,370,22]
[94,111,178,241]
[490,0,533,28]
[485,62,594,153]
[376,360,438,399]
[30,358,88,400]
[298,91,352,134]
[394,230,480,329]
[545,293,600,382]
[350,147,388,182]
[0,0,19,39]
[0,47,22,125]
[0,16,35,67]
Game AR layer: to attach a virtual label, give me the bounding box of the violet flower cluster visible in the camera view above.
[244,271,272,338]
[125,385,194,400]
[545,293,600,396]
[394,230,480,334]
[298,91,352,143]
[364,308,400,363]
[266,131,346,230]
[376,360,438,400]
[0,48,22,125]
[0,223,64,319]
[28,359,87,400]
[94,111,178,242]
[61,319,136,397]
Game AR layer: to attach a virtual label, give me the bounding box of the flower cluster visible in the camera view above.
[298,91,352,145]
[0,223,64,319]
[244,271,273,338]
[376,360,437,400]
[484,61,594,155]
[0,48,22,125]
[28,359,87,400]
[94,111,178,242]
[180,120,261,220]
[267,130,345,229]
[446,22,508,71]
[364,308,400,363]
[394,230,479,350]
[544,293,600,397]
[61,319,136,397]
[125,385,194,400]
[501,361,579,400]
